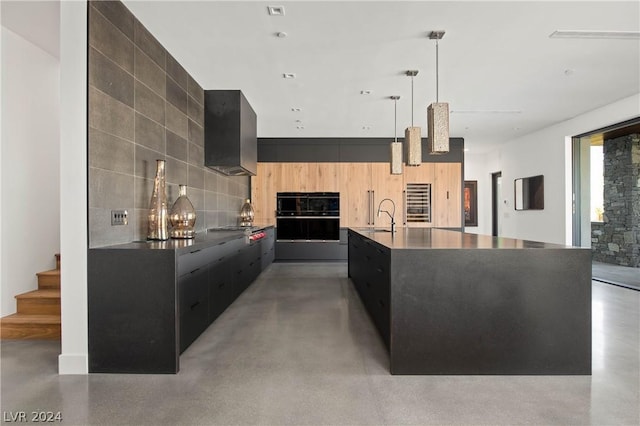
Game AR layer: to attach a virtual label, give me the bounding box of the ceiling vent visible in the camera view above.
[267,6,285,16]
[549,30,640,39]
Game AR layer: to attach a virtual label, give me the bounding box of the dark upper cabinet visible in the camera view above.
[204,90,257,176]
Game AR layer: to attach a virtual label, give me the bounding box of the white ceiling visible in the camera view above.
[123,0,640,153]
[1,1,60,59]
[3,1,638,153]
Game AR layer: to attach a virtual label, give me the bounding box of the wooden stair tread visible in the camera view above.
[37,269,60,277]
[15,289,60,299]
[1,314,61,325]
[2,253,62,339]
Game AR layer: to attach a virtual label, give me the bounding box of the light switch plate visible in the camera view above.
[111,210,128,226]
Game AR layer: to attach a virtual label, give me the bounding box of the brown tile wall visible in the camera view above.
[88,0,249,248]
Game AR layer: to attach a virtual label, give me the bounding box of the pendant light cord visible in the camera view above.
[435,38,440,103]
[394,97,398,143]
[411,75,414,127]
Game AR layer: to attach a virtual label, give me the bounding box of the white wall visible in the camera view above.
[58,1,87,374]
[465,93,640,245]
[1,27,60,316]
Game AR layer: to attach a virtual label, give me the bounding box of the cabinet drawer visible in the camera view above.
[177,246,215,277]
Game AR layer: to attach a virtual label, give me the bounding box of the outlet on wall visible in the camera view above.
[111,210,128,226]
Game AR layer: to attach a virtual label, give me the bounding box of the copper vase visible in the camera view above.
[147,159,169,240]
[239,199,255,226]
[169,185,197,239]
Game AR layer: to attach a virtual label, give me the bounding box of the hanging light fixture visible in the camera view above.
[405,70,422,166]
[390,95,403,175]
[427,30,449,155]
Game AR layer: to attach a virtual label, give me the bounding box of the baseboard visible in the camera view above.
[58,353,88,374]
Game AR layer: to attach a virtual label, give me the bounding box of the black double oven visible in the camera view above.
[276,192,340,241]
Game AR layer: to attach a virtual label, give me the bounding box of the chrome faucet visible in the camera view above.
[377,198,396,233]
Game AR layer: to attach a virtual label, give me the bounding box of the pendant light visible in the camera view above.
[390,95,403,175]
[427,30,450,155]
[405,70,422,166]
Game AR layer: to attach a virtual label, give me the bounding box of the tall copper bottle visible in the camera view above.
[147,159,169,240]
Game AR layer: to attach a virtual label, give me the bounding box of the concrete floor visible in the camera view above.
[592,261,640,291]
[2,262,639,425]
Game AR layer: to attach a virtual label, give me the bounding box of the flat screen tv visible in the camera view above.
[514,175,544,210]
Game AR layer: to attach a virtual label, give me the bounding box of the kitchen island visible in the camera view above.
[348,228,591,375]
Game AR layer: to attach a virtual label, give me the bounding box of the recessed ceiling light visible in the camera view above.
[362,126,371,130]
[564,69,575,76]
[296,126,304,130]
[550,30,640,39]
[291,107,301,112]
[283,73,296,79]
[267,6,285,16]
[276,32,288,38]
[361,90,373,95]
[295,120,303,123]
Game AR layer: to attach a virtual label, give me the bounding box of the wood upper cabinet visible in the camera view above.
[251,161,462,229]
[338,163,403,228]
[307,163,339,192]
[370,163,403,229]
[433,162,462,228]
[279,163,307,191]
[251,163,279,224]
[339,163,371,228]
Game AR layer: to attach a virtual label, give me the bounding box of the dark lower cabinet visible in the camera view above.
[179,266,208,353]
[261,228,275,269]
[88,226,275,374]
[244,243,262,287]
[208,255,233,324]
[348,231,390,348]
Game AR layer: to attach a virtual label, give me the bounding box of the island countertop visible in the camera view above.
[350,227,577,250]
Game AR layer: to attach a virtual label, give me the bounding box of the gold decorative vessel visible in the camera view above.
[239,199,255,226]
[169,184,197,239]
[147,159,169,240]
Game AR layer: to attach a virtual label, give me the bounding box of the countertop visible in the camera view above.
[91,224,274,253]
[350,227,579,250]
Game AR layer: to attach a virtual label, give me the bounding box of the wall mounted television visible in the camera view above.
[514,175,544,210]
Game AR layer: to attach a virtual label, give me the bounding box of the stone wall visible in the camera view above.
[591,133,640,267]
[87,1,250,248]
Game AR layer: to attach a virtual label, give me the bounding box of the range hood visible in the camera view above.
[204,90,257,176]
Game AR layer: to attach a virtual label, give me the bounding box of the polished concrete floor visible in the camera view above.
[592,261,640,291]
[2,263,639,425]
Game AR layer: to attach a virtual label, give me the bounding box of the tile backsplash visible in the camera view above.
[88,0,249,248]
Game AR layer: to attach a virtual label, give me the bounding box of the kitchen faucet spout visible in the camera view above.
[377,198,396,233]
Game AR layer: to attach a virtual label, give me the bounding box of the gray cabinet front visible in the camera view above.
[88,227,275,374]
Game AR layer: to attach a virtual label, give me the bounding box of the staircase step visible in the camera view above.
[37,269,60,289]
[16,289,60,315]
[0,314,61,340]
